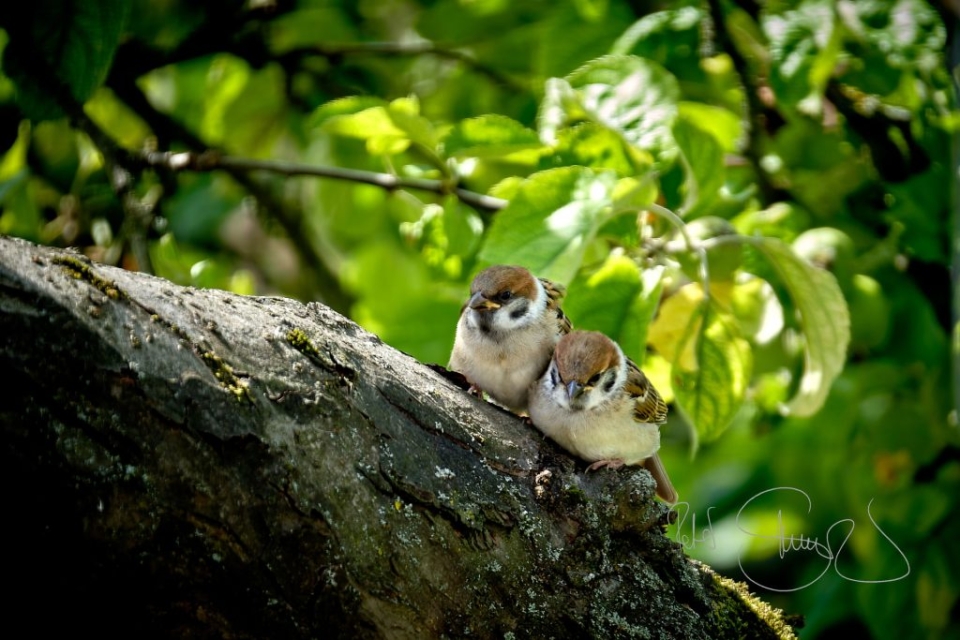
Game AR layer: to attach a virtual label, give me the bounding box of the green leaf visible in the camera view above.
[478,167,617,283]
[267,6,357,54]
[673,305,752,444]
[539,55,679,165]
[763,0,840,112]
[611,7,702,58]
[443,115,542,158]
[319,97,439,158]
[677,102,742,154]
[2,0,130,121]
[564,255,663,363]
[672,113,725,217]
[165,174,240,246]
[611,175,659,212]
[321,106,411,154]
[0,170,42,241]
[541,122,648,175]
[201,56,251,145]
[309,96,388,130]
[748,236,850,417]
[386,96,438,152]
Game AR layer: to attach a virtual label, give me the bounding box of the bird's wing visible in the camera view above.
[539,277,573,334]
[625,359,668,424]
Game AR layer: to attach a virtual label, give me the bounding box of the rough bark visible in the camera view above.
[0,235,796,639]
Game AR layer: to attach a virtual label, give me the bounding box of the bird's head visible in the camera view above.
[548,331,625,411]
[465,265,543,334]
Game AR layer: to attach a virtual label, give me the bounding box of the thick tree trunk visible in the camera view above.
[0,235,796,639]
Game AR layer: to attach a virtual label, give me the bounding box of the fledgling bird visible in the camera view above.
[527,330,678,504]
[449,265,571,413]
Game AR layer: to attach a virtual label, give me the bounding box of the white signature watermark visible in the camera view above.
[672,486,911,592]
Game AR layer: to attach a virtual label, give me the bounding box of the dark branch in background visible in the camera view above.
[704,0,787,205]
[107,76,509,216]
[824,81,931,182]
[107,78,354,312]
[100,8,522,309]
[110,75,509,215]
[105,1,285,81]
[69,114,157,274]
[19,56,159,274]
[281,41,529,94]
[136,151,508,213]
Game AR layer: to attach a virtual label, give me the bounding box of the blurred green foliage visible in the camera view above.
[1,1,958,638]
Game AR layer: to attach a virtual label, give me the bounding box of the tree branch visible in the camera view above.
[0,235,797,639]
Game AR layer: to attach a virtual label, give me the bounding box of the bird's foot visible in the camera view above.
[586,459,625,472]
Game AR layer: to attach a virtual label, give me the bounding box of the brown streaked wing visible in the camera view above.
[539,277,573,334]
[625,359,668,424]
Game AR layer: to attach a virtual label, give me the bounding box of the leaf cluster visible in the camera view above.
[0,1,957,638]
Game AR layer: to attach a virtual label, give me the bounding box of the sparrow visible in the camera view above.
[449,265,571,413]
[527,330,678,504]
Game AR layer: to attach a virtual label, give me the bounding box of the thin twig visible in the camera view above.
[645,202,711,304]
[138,151,508,213]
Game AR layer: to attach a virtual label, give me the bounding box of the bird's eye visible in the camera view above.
[587,373,602,386]
[498,290,513,302]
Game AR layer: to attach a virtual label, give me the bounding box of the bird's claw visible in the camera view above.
[586,459,625,472]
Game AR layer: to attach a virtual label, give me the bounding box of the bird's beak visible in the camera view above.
[566,380,584,401]
[468,291,500,311]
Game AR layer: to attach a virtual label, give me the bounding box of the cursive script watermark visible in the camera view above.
[672,486,911,592]
[672,502,717,550]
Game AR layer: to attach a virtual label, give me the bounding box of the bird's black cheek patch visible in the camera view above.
[509,301,529,320]
[477,313,494,334]
[603,377,616,393]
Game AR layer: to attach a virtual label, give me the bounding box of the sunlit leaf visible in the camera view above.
[321,106,410,154]
[478,167,617,283]
[673,304,752,444]
[201,56,250,145]
[731,276,785,345]
[673,114,725,217]
[318,97,439,158]
[387,96,438,152]
[539,55,679,165]
[763,0,840,113]
[677,102,742,153]
[647,282,704,371]
[443,115,542,158]
[542,122,648,175]
[612,175,659,212]
[309,96,388,130]
[748,236,850,417]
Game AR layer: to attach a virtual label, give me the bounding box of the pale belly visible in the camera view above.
[529,393,660,464]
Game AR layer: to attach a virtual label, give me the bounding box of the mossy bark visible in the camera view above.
[0,235,796,639]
